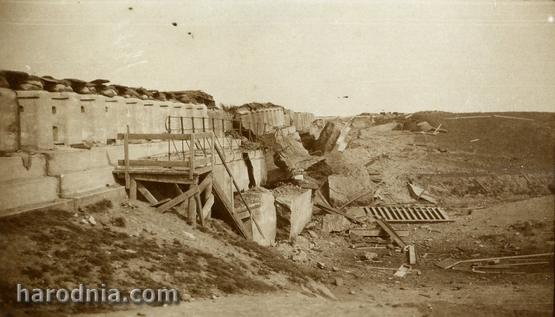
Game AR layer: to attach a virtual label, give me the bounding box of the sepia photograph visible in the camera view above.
[0,0,554,316]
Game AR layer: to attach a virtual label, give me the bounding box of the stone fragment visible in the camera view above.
[322,214,352,233]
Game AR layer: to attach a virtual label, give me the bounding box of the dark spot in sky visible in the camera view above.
[128,7,133,11]
[172,22,178,27]
[338,96,349,99]
[188,32,194,38]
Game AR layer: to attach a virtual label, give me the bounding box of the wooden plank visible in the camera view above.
[375,218,407,248]
[198,175,212,194]
[124,126,130,189]
[155,186,198,213]
[151,197,170,207]
[116,132,213,140]
[118,159,191,168]
[174,183,183,194]
[188,195,197,227]
[113,166,212,175]
[189,133,195,179]
[212,178,247,238]
[201,194,214,220]
[214,143,265,240]
[350,228,409,237]
[195,193,204,227]
[116,158,211,168]
[132,175,195,185]
[203,176,213,201]
[436,253,554,270]
[407,245,417,265]
[129,177,137,200]
[315,203,364,225]
[136,181,157,204]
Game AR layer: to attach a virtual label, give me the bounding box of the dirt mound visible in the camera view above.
[0,200,324,316]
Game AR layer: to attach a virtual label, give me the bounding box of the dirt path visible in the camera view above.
[80,280,552,317]
[79,292,420,317]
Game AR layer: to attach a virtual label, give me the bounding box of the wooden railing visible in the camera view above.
[116,128,215,187]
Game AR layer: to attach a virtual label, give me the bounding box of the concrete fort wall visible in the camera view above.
[235,107,285,136]
[0,89,221,151]
[0,140,266,214]
[284,110,315,133]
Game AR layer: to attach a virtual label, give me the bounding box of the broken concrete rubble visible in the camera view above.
[273,185,313,240]
[322,214,352,233]
[266,128,324,180]
[328,174,375,207]
[408,183,438,204]
[309,118,325,139]
[238,187,277,246]
[334,125,351,152]
[313,121,342,153]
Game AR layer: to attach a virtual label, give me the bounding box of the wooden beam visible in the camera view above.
[156,186,198,213]
[198,174,212,194]
[129,177,137,200]
[375,218,407,249]
[174,183,183,194]
[116,157,211,168]
[151,197,171,207]
[212,179,247,238]
[189,133,195,179]
[113,166,212,175]
[195,193,204,227]
[314,203,364,225]
[124,126,130,189]
[132,175,195,185]
[118,159,191,167]
[214,143,265,240]
[136,181,158,204]
[407,245,417,265]
[201,193,214,220]
[188,195,197,227]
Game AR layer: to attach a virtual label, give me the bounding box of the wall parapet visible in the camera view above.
[0,89,216,151]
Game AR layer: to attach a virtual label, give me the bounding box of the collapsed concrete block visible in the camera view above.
[269,129,323,177]
[309,119,325,139]
[335,126,351,152]
[322,214,352,233]
[273,185,313,240]
[328,174,375,206]
[240,187,276,246]
[314,121,342,153]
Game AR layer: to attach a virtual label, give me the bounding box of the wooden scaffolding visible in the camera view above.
[113,125,265,240]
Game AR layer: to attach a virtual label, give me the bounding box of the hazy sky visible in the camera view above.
[0,0,554,115]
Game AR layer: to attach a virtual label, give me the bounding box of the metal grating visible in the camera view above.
[363,206,452,223]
